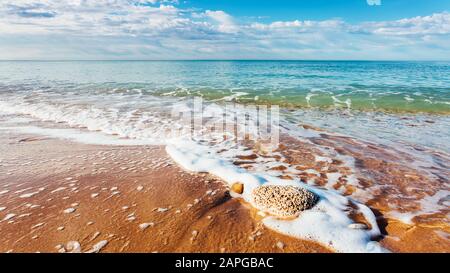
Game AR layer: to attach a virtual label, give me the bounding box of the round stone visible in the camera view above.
[252,185,318,217]
[231,182,244,194]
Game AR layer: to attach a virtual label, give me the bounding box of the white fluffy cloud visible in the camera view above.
[0,1,190,36]
[204,10,238,33]
[0,0,448,60]
[250,19,345,31]
[359,12,450,35]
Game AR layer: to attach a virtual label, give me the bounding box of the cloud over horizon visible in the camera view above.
[0,0,449,60]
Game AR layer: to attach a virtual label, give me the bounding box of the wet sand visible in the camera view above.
[0,131,330,253]
[0,130,448,253]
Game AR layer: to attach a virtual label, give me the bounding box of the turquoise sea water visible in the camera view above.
[0,61,449,114]
[0,61,449,155]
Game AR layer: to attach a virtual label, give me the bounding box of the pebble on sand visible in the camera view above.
[139,222,154,230]
[63,207,76,214]
[252,185,318,217]
[276,241,285,250]
[231,182,244,194]
[190,230,199,242]
[2,213,15,221]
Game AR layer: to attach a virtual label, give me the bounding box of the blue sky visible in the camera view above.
[181,0,450,23]
[0,0,449,60]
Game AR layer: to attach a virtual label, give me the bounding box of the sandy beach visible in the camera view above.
[0,130,331,253]
[0,128,448,253]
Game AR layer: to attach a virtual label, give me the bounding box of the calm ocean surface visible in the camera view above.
[0,60,449,113]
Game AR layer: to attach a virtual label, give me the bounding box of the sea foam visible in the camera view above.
[166,139,387,253]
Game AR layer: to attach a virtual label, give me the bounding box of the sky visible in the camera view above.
[0,0,449,60]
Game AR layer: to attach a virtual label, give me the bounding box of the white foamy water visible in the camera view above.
[0,94,188,145]
[166,139,386,252]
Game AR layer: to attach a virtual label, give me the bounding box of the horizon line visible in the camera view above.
[0,59,449,62]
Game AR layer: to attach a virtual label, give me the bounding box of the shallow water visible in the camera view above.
[0,61,448,160]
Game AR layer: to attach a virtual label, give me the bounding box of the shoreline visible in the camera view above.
[0,130,449,253]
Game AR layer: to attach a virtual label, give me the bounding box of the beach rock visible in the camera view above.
[231,183,244,194]
[252,185,318,217]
